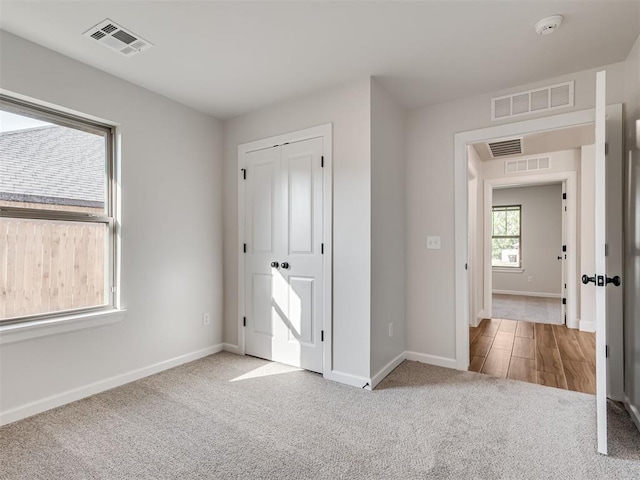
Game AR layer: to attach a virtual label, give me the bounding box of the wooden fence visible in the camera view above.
[0,218,105,320]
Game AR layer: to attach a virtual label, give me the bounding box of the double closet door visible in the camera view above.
[243,137,324,373]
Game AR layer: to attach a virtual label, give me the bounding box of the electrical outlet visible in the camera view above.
[389,322,394,337]
[202,313,210,326]
[527,276,533,283]
[426,236,441,250]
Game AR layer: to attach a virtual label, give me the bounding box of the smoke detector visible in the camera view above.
[83,19,152,57]
[535,15,563,35]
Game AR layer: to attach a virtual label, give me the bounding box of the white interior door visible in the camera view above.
[244,137,324,373]
[593,70,608,455]
[244,146,282,365]
[561,181,567,324]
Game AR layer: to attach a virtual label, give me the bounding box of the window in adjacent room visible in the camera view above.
[0,95,116,324]
[491,204,521,268]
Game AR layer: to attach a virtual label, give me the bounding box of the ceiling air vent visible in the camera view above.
[83,19,152,57]
[487,137,523,158]
[491,81,574,121]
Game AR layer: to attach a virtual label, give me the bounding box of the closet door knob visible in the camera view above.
[270,261,280,269]
[281,262,290,270]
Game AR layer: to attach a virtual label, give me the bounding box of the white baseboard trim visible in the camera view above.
[370,352,405,389]
[405,351,457,370]
[493,290,561,298]
[223,343,241,354]
[566,319,580,329]
[324,370,371,390]
[579,320,596,332]
[624,396,640,433]
[469,310,487,328]
[0,344,224,426]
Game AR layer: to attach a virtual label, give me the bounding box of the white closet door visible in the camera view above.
[244,146,283,363]
[244,137,324,373]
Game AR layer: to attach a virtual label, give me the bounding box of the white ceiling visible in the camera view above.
[472,123,595,161]
[0,1,638,119]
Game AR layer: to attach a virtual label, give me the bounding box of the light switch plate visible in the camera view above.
[427,236,441,249]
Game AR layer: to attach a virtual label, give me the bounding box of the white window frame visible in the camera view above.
[491,204,522,269]
[0,94,123,338]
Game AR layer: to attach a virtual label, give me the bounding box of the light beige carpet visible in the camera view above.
[1,352,639,479]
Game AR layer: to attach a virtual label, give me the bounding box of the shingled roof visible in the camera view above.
[0,125,105,208]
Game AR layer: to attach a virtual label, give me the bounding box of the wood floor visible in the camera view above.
[469,318,596,394]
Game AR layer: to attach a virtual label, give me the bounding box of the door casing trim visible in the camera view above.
[483,173,577,330]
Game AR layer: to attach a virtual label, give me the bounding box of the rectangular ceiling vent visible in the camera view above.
[491,81,574,121]
[83,19,152,57]
[487,137,523,158]
[504,156,551,174]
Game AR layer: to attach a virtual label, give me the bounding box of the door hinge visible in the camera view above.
[243,243,247,253]
[321,243,324,254]
[605,244,609,257]
[606,345,609,358]
[321,156,324,168]
[562,298,567,305]
[562,245,567,252]
[605,143,609,155]
[111,286,117,293]
[241,168,246,180]
[243,316,246,327]
[321,330,324,342]
[562,193,567,200]
[465,263,468,270]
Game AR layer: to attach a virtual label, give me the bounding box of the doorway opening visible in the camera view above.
[490,184,564,325]
[454,82,624,454]
[465,124,598,394]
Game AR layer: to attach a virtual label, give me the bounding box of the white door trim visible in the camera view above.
[483,173,578,328]
[454,108,596,371]
[237,124,333,375]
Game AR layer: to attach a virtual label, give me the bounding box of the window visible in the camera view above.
[492,205,521,268]
[0,95,116,325]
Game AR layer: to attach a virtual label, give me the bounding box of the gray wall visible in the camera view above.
[492,184,563,296]
[624,33,640,424]
[370,78,406,377]
[0,32,224,416]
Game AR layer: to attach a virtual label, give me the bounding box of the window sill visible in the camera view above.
[0,308,126,346]
[493,267,524,274]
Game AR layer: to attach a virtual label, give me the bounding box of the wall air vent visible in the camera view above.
[487,137,523,158]
[83,19,152,57]
[504,156,551,174]
[491,81,574,121]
